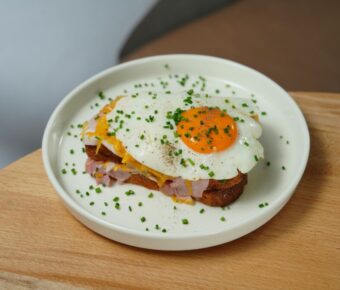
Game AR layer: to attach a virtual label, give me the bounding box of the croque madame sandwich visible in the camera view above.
[82,90,264,206]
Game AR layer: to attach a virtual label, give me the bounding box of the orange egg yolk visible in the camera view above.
[176,107,238,154]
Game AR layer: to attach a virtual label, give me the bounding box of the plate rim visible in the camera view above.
[42,54,310,247]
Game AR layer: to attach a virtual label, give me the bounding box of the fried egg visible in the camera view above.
[83,91,264,181]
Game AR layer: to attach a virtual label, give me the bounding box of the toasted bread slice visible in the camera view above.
[85,145,247,206]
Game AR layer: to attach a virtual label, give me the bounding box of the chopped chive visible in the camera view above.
[95,187,102,193]
[200,164,209,171]
[183,96,193,105]
[199,208,205,214]
[125,190,135,196]
[98,91,105,100]
[180,158,187,167]
[140,216,146,223]
[182,219,189,225]
[145,115,155,123]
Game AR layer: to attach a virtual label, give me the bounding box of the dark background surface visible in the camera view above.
[123,0,340,92]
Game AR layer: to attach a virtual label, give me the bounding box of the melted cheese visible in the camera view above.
[171,196,195,205]
[85,97,171,186]
[185,180,193,196]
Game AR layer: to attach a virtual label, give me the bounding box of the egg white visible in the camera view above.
[102,91,264,180]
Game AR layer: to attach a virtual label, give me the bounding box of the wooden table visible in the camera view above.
[1,92,339,289]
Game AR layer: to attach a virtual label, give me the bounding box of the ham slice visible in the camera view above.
[85,158,97,175]
[191,179,210,198]
[102,175,112,187]
[108,169,131,183]
[86,157,209,198]
[83,137,98,146]
[160,178,209,198]
[82,118,98,145]
[87,118,97,132]
[170,178,188,197]
[85,158,131,185]
[159,183,175,196]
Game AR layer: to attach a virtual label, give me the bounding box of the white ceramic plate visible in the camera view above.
[42,54,310,250]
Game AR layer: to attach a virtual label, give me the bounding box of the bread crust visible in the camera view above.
[85,145,247,206]
[86,145,122,163]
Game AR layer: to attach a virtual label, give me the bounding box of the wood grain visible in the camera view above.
[0,92,339,290]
